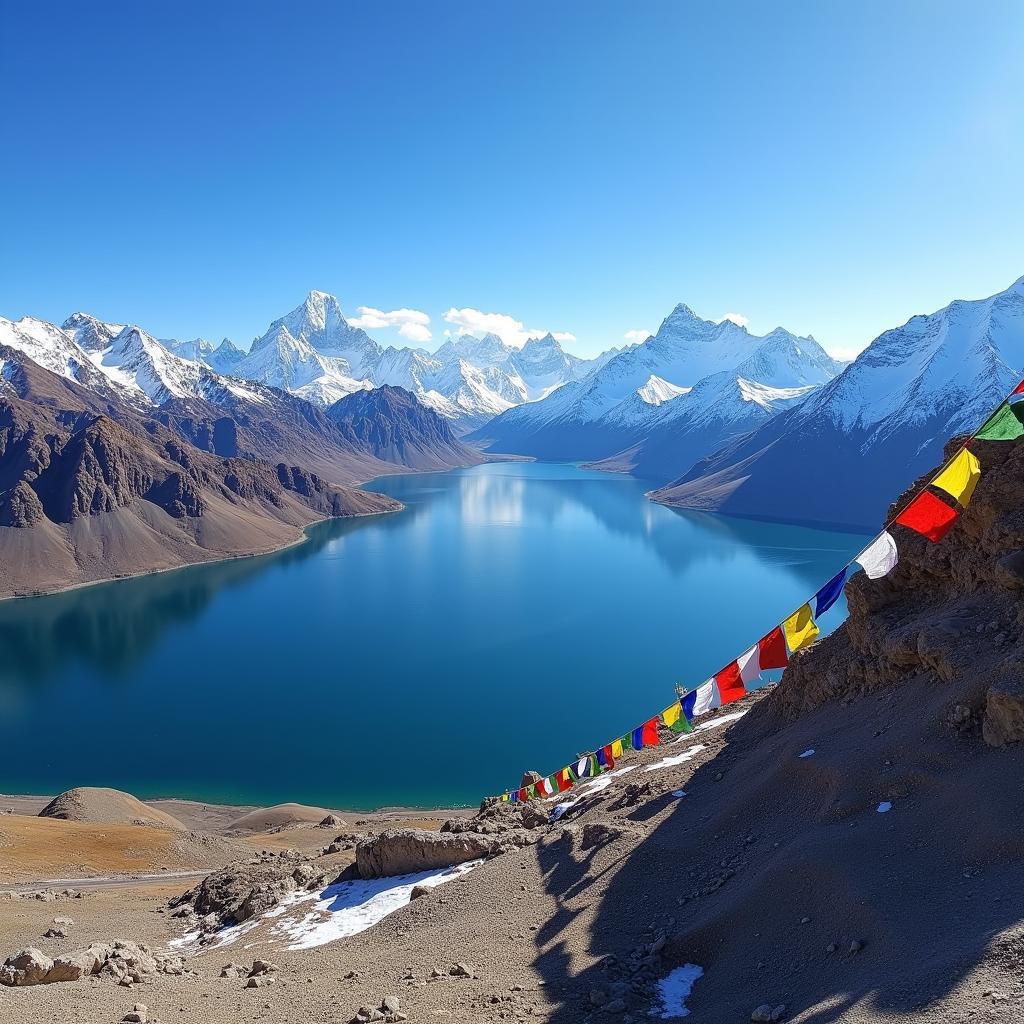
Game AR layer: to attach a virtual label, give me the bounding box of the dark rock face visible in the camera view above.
[764,434,1024,748]
[327,386,484,471]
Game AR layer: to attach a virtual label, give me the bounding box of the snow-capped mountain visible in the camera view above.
[652,275,1024,527]
[592,372,815,481]
[1,315,123,397]
[203,292,615,430]
[471,304,843,461]
[235,320,371,407]
[2,311,485,488]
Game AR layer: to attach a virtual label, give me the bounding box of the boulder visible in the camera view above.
[355,828,492,878]
[983,680,1024,746]
[0,948,54,986]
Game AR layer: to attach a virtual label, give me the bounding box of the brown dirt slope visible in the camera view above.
[225,803,339,834]
[37,789,186,831]
[0,346,401,597]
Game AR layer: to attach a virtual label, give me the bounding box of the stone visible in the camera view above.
[751,1006,773,1023]
[318,814,345,828]
[46,944,110,983]
[220,963,246,978]
[356,829,493,878]
[123,1004,148,1023]
[0,947,54,986]
[450,962,473,978]
[249,959,278,977]
[849,939,864,954]
[771,1006,787,1022]
[983,681,1024,746]
[382,994,402,1014]
[43,928,68,939]
[410,884,432,900]
[52,917,74,928]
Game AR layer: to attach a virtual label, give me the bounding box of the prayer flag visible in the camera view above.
[509,790,519,803]
[856,531,898,579]
[682,679,719,723]
[932,449,981,507]
[814,568,847,617]
[631,725,645,750]
[737,645,761,685]
[621,732,635,751]
[662,700,693,734]
[758,626,789,669]
[894,490,958,542]
[597,744,616,769]
[538,777,555,797]
[500,793,509,802]
[783,603,820,653]
[518,787,528,802]
[527,783,539,799]
[555,768,575,792]
[610,738,623,759]
[642,717,660,747]
[714,661,746,705]
[976,401,1024,441]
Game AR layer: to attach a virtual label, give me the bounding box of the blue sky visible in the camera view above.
[1,1,1022,359]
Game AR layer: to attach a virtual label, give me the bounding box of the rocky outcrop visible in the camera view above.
[357,802,552,878]
[170,850,331,933]
[762,433,1024,748]
[0,941,186,987]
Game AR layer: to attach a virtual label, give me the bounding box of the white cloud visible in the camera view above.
[348,306,432,341]
[624,329,651,344]
[442,307,575,349]
[398,322,432,343]
[718,312,749,327]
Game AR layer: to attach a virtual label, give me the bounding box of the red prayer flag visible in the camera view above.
[641,717,660,747]
[598,744,616,770]
[758,626,789,669]
[1014,379,1024,395]
[894,489,958,542]
[556,769,573,793]
[715,661,746,704]
[517,787,528,802]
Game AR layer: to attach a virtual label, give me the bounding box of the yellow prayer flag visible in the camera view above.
[611,738,623,759]
[662,703,681,729]
[932,449,981,507]
[782,603,819,653]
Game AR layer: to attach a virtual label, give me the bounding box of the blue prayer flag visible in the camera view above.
[814,568,848,617]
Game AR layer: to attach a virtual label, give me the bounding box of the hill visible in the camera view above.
[37,788,186,830]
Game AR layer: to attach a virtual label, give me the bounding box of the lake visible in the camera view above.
[0,462,869,810]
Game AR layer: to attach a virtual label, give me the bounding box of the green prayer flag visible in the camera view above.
[620,733,634,751]
[976,402,1024,441]
[668,715,694,734]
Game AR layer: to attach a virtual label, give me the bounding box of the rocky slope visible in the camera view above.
[0,349,400,597]
[327,386,485,471]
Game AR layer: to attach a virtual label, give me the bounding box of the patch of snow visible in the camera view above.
[877,801,892,813]
[274,861,480,950]
[637,374,690,406]
[671,790,687,798]
[654,963,704,1017]
[798,749,816,758]
[644,744,706,772]
[694,711,747,733]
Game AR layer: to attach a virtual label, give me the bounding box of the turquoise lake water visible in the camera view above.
[0,462,869,810]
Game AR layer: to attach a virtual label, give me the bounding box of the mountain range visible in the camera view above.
[652,275,1024,527]
[470,305,846,481]
[136,290,619,431]
[0,307,490,596]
